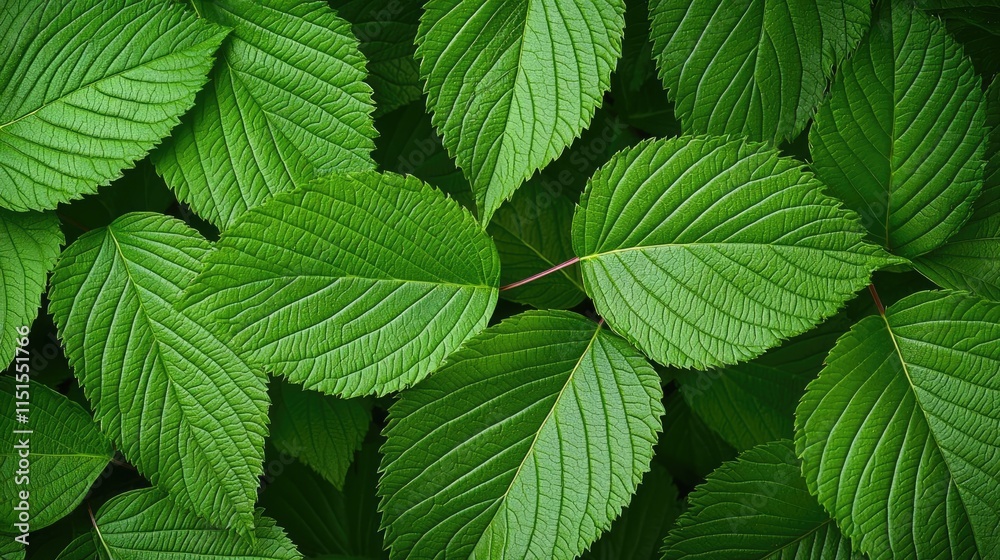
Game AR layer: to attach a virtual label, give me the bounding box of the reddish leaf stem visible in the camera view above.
[868,283,885,315]
[500,257,580,291]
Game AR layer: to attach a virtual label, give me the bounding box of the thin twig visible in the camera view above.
[500,257,580,291]
[868,283,885,315]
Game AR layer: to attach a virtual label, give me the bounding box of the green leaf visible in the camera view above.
[184,171,499,397]
[915,80,1000,299]
[270,382,370,490]
[48,212,269,537]
[332,0,422,116]
[572,136,896,370]
[582,463,682,560]
[260,442,386,559]
[675,311,851,450]
[809,1,988,258]
[55,535,96,560]
[153,0,376,229]
[796,290,1000,559]
[379,310,663,560]
[988,78,1000,152]
[913,0,1000,81]
[0,209,62,368]
[416,0,627,223]
[0,0,227,211]
[0,379,112,531]
[648,0,869,143]
[662,440,859,560]
[88,488,300,559]
[0,537,23,560]
[914,153,1000,299]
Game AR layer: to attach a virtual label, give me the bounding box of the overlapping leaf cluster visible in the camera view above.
[0,0,998,558]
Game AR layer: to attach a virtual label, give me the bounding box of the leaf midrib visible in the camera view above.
[0,20,215,133]
[106,228,250,531]
[491,219,584,292]
[580,241,870,260]
[469,321,603,557]
[880,312,986,554]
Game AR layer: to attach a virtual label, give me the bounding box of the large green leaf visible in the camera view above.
[809,1,987,258]
[796,290,1000,559]
[260,443,386,559]
[332,0,422,116]
[662,440,859,560]
[184,171,499,398]
[153,0,376,229]
[0,379,111,532]
[85,488,300,559]
[0,0,226,211]
[416,0,626,222]
[0,210,62,368]
[648,0,869,143]
[915,80,1000,299]
[582,463,682,560]
[379,310,663,560]
[49,213,269,538]
[572,136,896,370]
[675,310,851,450]
[270,382,370,490]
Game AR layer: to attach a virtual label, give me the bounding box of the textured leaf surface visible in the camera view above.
[810,1,987,258]
[914,0,1000,79]
[676,311,850,450]
[662,440,859,560]
[649,0,869,143]
[55,535,96,560]
[153,0,375,229]
[0,0,226,211]
[796,290,1000,559]
[417,0,626,222]
[0,537,23,560]
[261,443,386,559]
[270,382,370,490]
[572,136,895,369]
[379,311,663,560]
[0,379,111,531]
[0,209,62,368]
[915,153,1000,299]
[89,488,300,559]
[185,171,499,398]
[49,213,269,537]
[582,463,681,560]
[333,0,422,116]
[915,80,1000,298]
